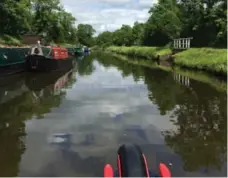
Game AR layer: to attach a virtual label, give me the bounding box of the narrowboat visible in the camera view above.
[74,47,84,56]
[25,45,76,72]
[0,47,29,76]
[66,47,76,57]
[83,46,90,53]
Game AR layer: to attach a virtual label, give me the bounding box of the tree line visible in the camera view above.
[96,0,227,48]
[1,0,226,47]
[0,0,96,45]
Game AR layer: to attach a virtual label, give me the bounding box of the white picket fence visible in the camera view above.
[173,37,193,49]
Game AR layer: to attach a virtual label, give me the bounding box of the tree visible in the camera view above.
[178,0,227,47]
[0,0,32,35]
[96,31,113,47]
[113,25,134,46]
[0,0,78,44]
[132,22,145,45]
[32,0,78,43]
[76,24,96,47]
[143,0,182,46]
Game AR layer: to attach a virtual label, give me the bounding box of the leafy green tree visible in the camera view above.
[32,0,60,34]
[96,31,113,47]
[76,24,96,47]
[132,22,145,45]
[178,0,227,47]
[143,0,182,46]
[0,0,32,35]
[113,25,134,46]
[0,0,78,44]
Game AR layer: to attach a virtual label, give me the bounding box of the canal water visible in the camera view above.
[0,53,226,177]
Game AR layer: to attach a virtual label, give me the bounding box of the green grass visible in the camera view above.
[0,35,22,46]
[174,48,227,75]
[57,43,76,48]
[106,46,172,59]
[91,45,101,51]
[106,46,227,76]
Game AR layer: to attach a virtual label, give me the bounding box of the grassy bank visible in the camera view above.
[0,35,22,46]
[101,52,226,92]
[174,48,227,75]
[106,46,171,59]
[106,46,227,75]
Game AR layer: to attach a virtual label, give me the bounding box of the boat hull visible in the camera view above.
[25,55,75,72]
[74,47,84,56]
[0,62,25,76]
[0,47,29,76]
[66,47,76,57]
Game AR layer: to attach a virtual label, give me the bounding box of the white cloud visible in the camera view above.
[138,0,157,8]
[98,0,132,5]
[60,0,153,34]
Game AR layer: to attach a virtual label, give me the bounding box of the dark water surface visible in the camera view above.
[0,53,226,177]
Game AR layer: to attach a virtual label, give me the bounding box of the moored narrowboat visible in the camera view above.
[74,47,84,56]
[0,47,29,76]
[66,47,76,57]
[25,45,76,72]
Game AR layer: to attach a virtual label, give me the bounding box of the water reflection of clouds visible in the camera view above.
[73,61,142,89]
[20,61,178,176]
[18,58,227,177]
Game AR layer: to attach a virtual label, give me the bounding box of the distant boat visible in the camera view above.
[84,46,89,53]
[66,47,76,57]
[25,45,76,72]
[74,47,84,56]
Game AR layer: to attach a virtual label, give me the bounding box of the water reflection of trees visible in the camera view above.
[143,68,184,115]
[162,80,227,172]
[96,54,145,81]
[0,92,28,176]
[76,54,96,76]
[95,53,227,173]
[96,53,182,115]
[0,70,77,176]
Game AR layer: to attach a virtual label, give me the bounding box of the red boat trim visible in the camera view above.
[52,47,68,60]
[117,155,122,177]
[104,164,114,178]
[142,154,150,178]
[159,163,171,177]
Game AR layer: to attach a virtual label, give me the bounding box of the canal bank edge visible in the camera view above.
[94,51,226,92]
[105,46,227,76]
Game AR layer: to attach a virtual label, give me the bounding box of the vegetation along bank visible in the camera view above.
[106,46,227,76]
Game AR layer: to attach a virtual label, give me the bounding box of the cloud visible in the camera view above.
[138,0,157,8]
[60,0,153,34]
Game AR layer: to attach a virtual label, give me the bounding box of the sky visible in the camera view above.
[60,0,157,35]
